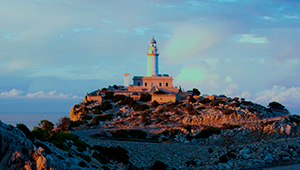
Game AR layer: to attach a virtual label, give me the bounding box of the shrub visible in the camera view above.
[55,116,70,133]
[268,101,288,111]
[174,110,183,115]
[150,161,168,170]
[186,134,193,141]
[241,101,253,106]
[261,120,275,126]
[69,120,88,129]
[111,130,148,139]
[82,115,92,120]
[288,115,300,124]
[195,126,221,139]
[221,124,241,130]
[88,114,114,126]
[76,153,91,162]
[140,93,152,102]
[211,100,225,107]
[170,129,180,137]
[92,145,130,164]
[78,161,87,167]
[162,130,169,136]
[188,96,196,103]
[183,125,192,133]
[188,110,199,115]
[186,105,194,112]
[38,120,54,131]
[112,94,126,103]
[151,100,159,108]
[16,124,34,141]
[222,109,235,115]
[104,92,114,100]
[92,152,111,164]
[93,101,112,112]
[199,98,211,104]
[192,88,201,96]
[186,160,197,167]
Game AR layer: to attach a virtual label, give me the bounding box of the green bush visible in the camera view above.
[188,96,196,103]
[82,115,92,120]
[186,105,194,112]
[140,93,152,102]
[199,98,211,104]
[16,124,34,141]
[211,100,225,107]
[221,124,241,130]
[183,125,192,133]
[32,127,89,151]
[112,94,126,103]
[195,126,221,139]
[261,120,275,126]
[93,101,112,112]
[104,92,114,100]
[150,161,168,170]
[38,120,54,131]
[222,109,235,115]
[288,115,300,124]
[186,160,197,167]
[188,110,199,115]
[88,114,114,126]
[151,100,159,108]
[92,145,129,164]
[162,129,169,136]
[78,161,87,167]
[76,153,91,162]
[192,88,201,96]
[69,120,88,128]
[170,129,180,137]
[111,130,148,139]
[92,152,111,164]
[241,101,253,106]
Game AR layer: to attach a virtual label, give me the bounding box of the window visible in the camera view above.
[145,82,147,86]
[166,83,168,87]
[159,83,162,86]
[138,82,140,86]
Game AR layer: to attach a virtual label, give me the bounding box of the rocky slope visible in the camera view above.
[68,93,300,169]
[0,120,95,170]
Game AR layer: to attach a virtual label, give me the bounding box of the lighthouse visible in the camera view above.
[147,37,159,76]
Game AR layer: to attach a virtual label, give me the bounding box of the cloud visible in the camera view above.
[238,34,268,44]
[0,89,23,98]
[0,89,81,99]
[253,85,300,105]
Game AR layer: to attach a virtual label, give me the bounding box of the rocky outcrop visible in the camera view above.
[0,121,94,170]
[69,105,86,121]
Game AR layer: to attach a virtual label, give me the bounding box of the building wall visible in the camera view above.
[152,94,176,104]
[132,76,174,88]
[87,96,103,102]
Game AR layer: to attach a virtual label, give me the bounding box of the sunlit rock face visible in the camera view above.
[69,105,86,121]
[0,121,90,170]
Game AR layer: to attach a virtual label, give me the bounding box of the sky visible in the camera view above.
[0,0,300,114]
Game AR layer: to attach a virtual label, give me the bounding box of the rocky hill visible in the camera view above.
[67,92,300,169]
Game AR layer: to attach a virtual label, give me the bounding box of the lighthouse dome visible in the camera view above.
[150,37,156,44]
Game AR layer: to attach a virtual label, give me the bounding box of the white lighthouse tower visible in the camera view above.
[147,37,159,76]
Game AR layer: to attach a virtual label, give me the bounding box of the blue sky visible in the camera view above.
[0,0,300,114]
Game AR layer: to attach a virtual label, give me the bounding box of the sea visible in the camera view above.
[0,112,69,130]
